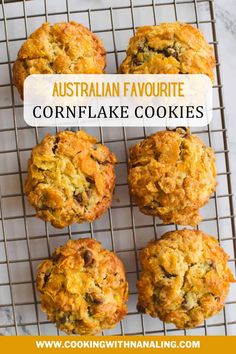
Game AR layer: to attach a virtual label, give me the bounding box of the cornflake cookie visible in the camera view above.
[137,229,235,329]
[13,21,106,98]
[120,22,215,81]
[37,238,128,335]
[25,130,116,228]
[128,129,216,226]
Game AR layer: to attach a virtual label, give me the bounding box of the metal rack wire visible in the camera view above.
[0,0,235,336]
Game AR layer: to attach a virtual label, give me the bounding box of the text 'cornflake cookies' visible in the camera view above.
[13,21,106,98]
[128,129,216,226]
[120,22,215,81]
[37,238,128,335]
[137,229,235,329]
[25,130,116,228]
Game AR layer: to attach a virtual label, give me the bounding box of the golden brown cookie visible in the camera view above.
[120,22,215,81]
[25,130,116,228]
[37,238,128,335]
[137,229,235,329]
[128,129,216,226]
[13,21,106,98]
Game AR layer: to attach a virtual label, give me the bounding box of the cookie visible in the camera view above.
[128,129,216,226]
[120,22,215,81]
[137,229,235,329]
[13,21,106,98]
[37,238,128,335]
[25,130,116,228]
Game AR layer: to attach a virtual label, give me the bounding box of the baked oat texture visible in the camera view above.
[37,238,128,335]
[137,229,235,329]
[25,130,116,228]
[128,129,217,226]
[120,22,215,81]
[13,21,106,98]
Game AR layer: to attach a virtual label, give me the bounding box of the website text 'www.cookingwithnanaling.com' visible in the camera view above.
[35,339,201,350]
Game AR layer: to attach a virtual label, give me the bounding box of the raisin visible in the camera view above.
[58,313,70,324]
[52,252,61,263]
[85,292,103,304]
[86,189,92,198]
[94,298,103,305]
[90,293,104,305]
[132,58,143,66]
[82,250,94,267]
[165,273,176,279]
[137,303,145,313]
[52,136,60,154]
[178,142,185,161]
[43,272,50,286]
[86,176,94,184]
[74,193,83,203]
[152,293,159,303]
[160,265,176,279]
[100,160,110,165]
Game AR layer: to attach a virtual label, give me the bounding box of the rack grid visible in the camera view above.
[0,0,236,336]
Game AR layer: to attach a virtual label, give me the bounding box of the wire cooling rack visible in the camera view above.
[0,0,236,336]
